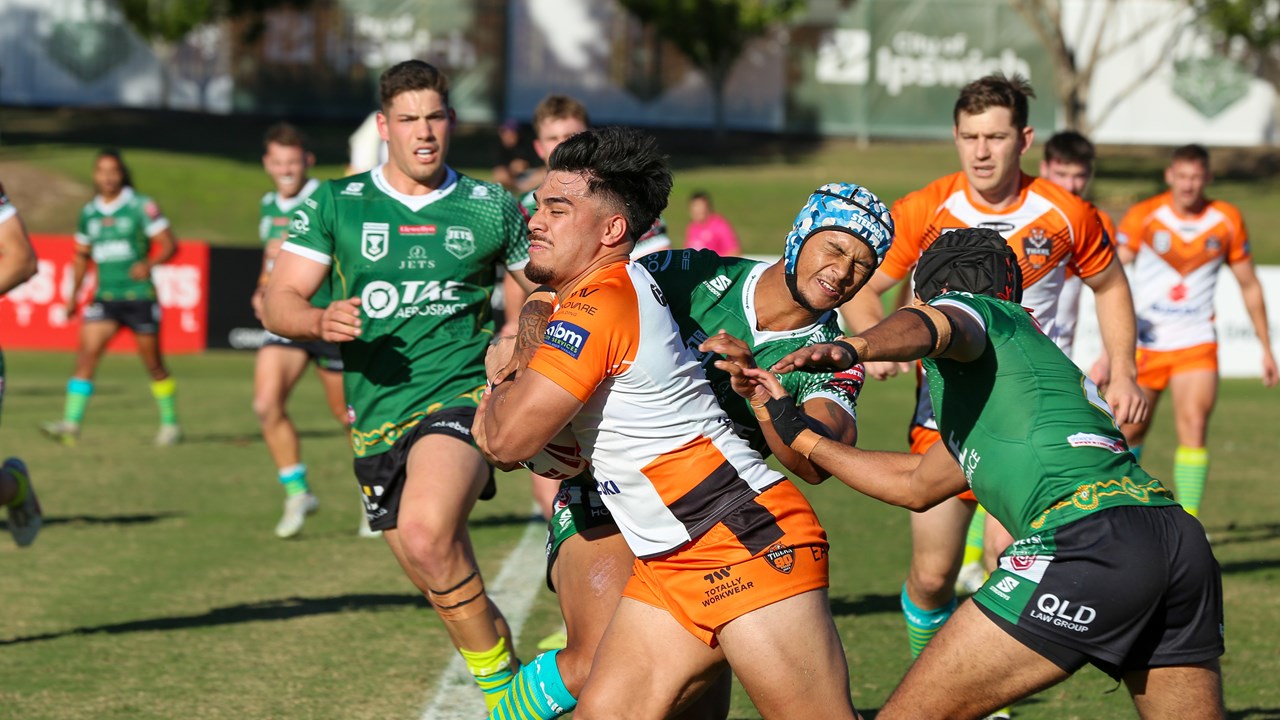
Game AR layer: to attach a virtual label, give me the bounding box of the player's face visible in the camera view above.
[793,229,878,313]
[93,155,125,198]
[263,142,312,198]
[533,116,588,163]
[954,107,1033,204]
[1165,159,1209,213]
[1040,159,1092,197]
[689,197,710,223]
[378,89,455,190]
[525,170,620,288]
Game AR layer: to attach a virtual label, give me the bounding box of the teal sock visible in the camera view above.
[64,377,93,424]
[492,650,576,720]
[902,584,957,659]
[278,464,309,497]
[1130,444,1144,463]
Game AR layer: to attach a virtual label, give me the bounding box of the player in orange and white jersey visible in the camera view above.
[1117,144,1277,519]
[477,127,857,719]
[839,74,1146,671]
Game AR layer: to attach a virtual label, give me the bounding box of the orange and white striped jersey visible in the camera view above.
[527,260,785,558]
[881,172,1115,353]
[1056,205,1115,354]
[1118,192,1250,351]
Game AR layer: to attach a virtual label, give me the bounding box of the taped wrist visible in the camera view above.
[427,569,488,622]
[902,305,955,357]
[762,395,811,448]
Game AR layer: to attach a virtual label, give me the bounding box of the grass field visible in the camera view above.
[1,108,1279,718]
[1,350,1278,719]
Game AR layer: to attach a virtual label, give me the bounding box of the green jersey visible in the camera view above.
[284,167,529,458]
[922,292,1175,539]
[75,187,169,301]
[641,249,862,456]
[260,178,331,307]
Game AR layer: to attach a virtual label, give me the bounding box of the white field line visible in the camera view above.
[419,508,546,719]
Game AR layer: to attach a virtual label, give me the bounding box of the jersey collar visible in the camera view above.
[93,186,135,215]
[741,262,833,344]
[371,164,458,212]
[274,178,321,213]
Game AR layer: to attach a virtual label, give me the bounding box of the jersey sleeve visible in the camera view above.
[1116,201,1149,255]
[784,364,862,422]
[878,192,929,281]
[1068,201,1115,279]
[1223,203,1251,264]
[928,291,991,334]
[140,195,171,237]
[281,183,336,266]
[500,191,530,271]
[526,274,639,403]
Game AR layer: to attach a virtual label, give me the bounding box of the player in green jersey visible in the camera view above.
[250,123,358,539]
[0,184,41,547]
[43,150,181,447]
[758,228,1224,719]
[262,60,536,712]
[482,182,894,720]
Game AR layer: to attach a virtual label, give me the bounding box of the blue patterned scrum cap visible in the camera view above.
[783,183,895,274]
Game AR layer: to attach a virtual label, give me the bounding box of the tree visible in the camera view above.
[1195,0,1280,91]
[617,0,803,138]
[1010,0,1196,134]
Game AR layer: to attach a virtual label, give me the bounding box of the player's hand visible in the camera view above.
[1088,354,1111,390]
[486,335,517,382]
[1261,350,1278,388]
[63,298,78,320]
[128,261,152,281]
[1104,374,1148,426]
[699,330,770,404]
[771,342,856,375]
[472,391,520,471]
[320,298,363,342]
[864,360,912,381]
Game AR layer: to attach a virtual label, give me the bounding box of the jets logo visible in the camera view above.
[362,222,390,261]
[445,226,475,260]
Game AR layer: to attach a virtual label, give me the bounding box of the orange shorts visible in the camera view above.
[1136,343,1219,392]
[623,480,828,647]
[910,426,978,501]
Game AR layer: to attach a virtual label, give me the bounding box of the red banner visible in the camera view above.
[0,235,209,353]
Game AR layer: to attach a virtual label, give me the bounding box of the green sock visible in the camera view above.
[64,377,93,425]
[492,649,577,719]
[459,637,517,712]
[1174,445,1209,518]
[150,377,178,426]
[962,505,986,566]
[902,584,956,659]
[278,464,309,497]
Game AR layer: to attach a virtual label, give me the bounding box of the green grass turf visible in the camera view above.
[1,350,1276,718]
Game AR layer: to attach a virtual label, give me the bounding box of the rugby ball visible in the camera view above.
[521,426,588,480]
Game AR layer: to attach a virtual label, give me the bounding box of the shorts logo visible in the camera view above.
[993,577,1019,595]
[1031,593,1096,632]
[544,320,589,359]
[998,553,1052,583]
[703,567,732,584]
[1067,432,1127,454]
[1023,228,1051,269]
[764,542,795,574]
[362,222,390,261]
[290,210,310,235]
[445,226,476,260]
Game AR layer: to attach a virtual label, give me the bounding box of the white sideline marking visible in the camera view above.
[419,508,546,719]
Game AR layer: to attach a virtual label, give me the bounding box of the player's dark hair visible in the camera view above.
[954,73,1035,130]
[1043,130,1095,167]
[689,190,712,206]
[914,227,1023,304]
[1170,144,1210,170]
[548,127,672,244]
[532,94,589,135]
[380,60,450,111]
[264,122,308,151]
[96,148,134,191]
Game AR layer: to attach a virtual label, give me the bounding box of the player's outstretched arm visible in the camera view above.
[741,367,966,509]
[839,270,912,380]
[1084,258,1147,424]
[262,250,357,342]
[0,212,37,296]
[699,330,855,484]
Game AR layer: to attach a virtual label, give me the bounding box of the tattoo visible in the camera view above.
[517,299,554,352]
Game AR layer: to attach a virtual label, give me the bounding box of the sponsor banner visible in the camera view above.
[205,246,266,351]
[1072,266,1280,379]
[0,235,208,353]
